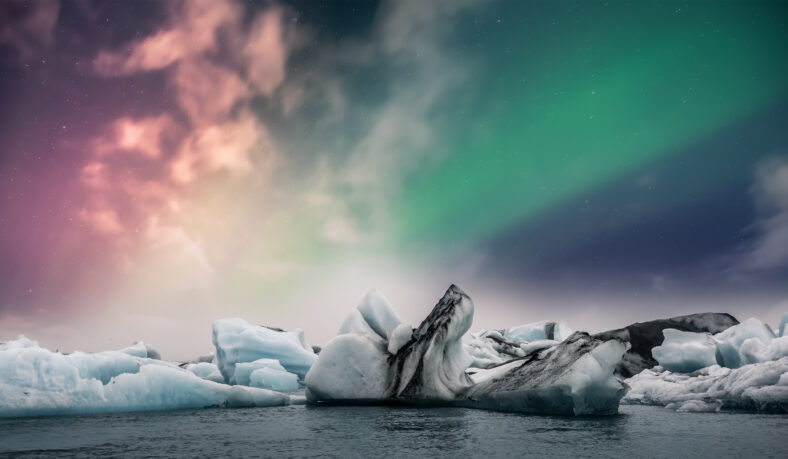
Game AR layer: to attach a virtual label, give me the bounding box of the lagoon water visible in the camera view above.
[1,405,786,458]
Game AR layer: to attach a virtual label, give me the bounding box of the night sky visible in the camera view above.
[1,0,787,358]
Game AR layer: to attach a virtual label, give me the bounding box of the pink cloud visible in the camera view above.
[172,58,249,126]
[171,110,264,184]
[79,0,291,261]
[94,115,176,159]
[243,9,287,95]
[79,208,123,236]
[93,0,240,76]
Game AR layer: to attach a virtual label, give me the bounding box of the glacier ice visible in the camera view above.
[466,333,628,415]
[387,323,413,355]
[0,337,289,418]
[623,358,788,413]
[593,312,739,377]
[651,318,786,373]
[307,285,476,402]
[249,367,300,392]
[714,318,776,368]
[184,362,225,383]
[307,285,627,415]
[504,320,573,343]
[232,358,287,386]
[651,329,718,373]
[212,318,317,382]
[465,329,557,370]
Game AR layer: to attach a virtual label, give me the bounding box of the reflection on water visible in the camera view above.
[0,405,786,458]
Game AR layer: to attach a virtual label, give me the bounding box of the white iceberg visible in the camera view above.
[715,318,777,368]
[337,289,403,342]
[307,285,627,415]
[651,329,719,373]
[0,337,289,418]
[593,313,740,378]
[652,318,786,373]
[464,329,558,370]
[184,362,225,383]
[778,313,787,337]
[504,320,573,343]
[249,367,300,392]
[212,318,317,382]
[623,358,788,412]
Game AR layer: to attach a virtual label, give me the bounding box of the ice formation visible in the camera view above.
[466,332,627,415]
[651,329,718,373]
[593,312,739,377]
[651,318,787,373]
[504,320,573,343]
[229,358,299,392]
[623,358,788,413]
[212,318,317,382]
[0,337,289,418]
[184,362,225,383]
[465,329,558,369]
[307,285,628,415]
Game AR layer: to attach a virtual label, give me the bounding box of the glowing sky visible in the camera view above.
[1,0,788,359]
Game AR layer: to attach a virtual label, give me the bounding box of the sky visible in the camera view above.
[1,0,787,359]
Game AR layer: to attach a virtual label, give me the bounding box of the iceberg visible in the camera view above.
[465,329,557,370]
[779,313,787,337]
[623,358,788,413]
[651,318,787,373]
[465,332,627,415]
[594,312,739,377]
[0,337,290,418]
[184,362,225,383]
[714,318,777,368]
[249,367,300,392]
[306,285,628,415]
[504,320,573,343]
[651,329,718,373]
[212,318,317,382]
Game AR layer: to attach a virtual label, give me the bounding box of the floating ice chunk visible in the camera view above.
[0,337,289,418]
[232,359,287,386]
[623,357,788,412]
[652,329,719,373]
[387,323,413,355]
[184,362,225,383]
[715,318,776,368]
[212,318,317,382]
[665,399,722,412]
[249,367,300,392]
[779,313,788,337]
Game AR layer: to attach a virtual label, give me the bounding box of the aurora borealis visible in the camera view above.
[1,0,787,358]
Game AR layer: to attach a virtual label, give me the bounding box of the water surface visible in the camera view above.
[1,405,785,458]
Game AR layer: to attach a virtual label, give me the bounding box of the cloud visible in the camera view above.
[79,0,291,254]
[0,0,60,60]
[93,0,239,76]
[741,155,788,270]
